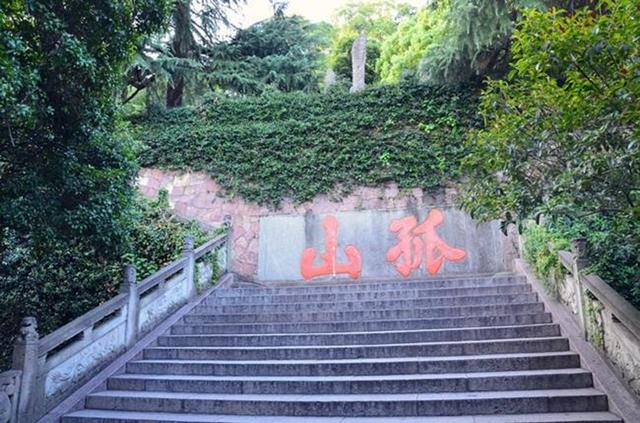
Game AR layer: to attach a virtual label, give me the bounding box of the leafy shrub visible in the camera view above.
[552,215,640,308]
[522,224,570,293]
[462,0,640,308]
[134,83,481,206]
[0,194,212,371]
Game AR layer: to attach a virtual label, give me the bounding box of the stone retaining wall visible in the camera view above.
[138,168,511,281]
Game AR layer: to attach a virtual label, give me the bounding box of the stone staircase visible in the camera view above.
[62,273,622,422]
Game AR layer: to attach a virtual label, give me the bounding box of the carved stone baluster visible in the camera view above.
[12,317,40,423]
[223,215,233,275]
[572,238,589,340]
[121,266,139,348]
[183,236,196,298]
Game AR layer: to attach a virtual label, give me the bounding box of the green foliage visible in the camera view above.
[0,194,211,370]
[522,224,570,292]
[463,0,640,223]
[328,1,414,83]
[134,83,480,206]
[552,215,640,308]
[0,0,171,370]
[377,7,447,83]
[378,0,544,85]
[206,16,328,94]
[462,0,640,307]
[418,0,522,85]
[125,190,211,278]
[134,0,245,108]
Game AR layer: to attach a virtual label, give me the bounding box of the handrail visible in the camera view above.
[38,293,127,355]
[1,223,231,423]
[558,249,640,340]
[194,233,227,260]
[138,258,187,294]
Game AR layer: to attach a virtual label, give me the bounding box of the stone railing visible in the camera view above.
[554,240,640,398]
[0,222,231,423]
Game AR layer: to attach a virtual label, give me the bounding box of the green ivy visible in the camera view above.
[133,83,481,206]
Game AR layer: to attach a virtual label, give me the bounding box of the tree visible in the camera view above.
[378,0,546,86]
[206,15,328,94]
[327,1,414,84]
[461,0,640,302]
[0,0,169,366]
[377,6,447,83]
[162,0,245,107]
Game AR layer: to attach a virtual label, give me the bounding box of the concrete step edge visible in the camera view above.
[144,336,570,352]
[174,313,552,332]
[184,302,546,322]
[62,409,623,423]
[111,367,592,382]
[206,284,531,302]
[128,350,579,366]
[195,293,539,311]
[161,323,560,340]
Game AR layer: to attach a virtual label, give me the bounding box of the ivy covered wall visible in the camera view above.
[133,84,481,207]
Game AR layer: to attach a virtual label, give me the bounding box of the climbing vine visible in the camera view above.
[134,83,481,206]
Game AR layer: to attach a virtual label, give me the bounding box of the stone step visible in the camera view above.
[144,337,571,361]
[193,292,540,314]
[158,323,561,347]
[62,409,624,423]
[82,389,608,416]
[107,368,594,394]
[185,302,546,324]
[204,284,532,305]
[213,274,526,297]
[171,313,552,335]
[125,351,580,377]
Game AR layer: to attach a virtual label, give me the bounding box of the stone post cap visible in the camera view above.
[122,265,137,287]
[182,235,195,254]
[18,317,38,341]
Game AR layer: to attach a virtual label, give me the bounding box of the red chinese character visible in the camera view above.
[300,215,362,280]
[386,209,466,277]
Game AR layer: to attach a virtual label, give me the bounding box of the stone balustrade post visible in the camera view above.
[121,266,139,348]
[571,238,589,340]
[183,236,196,298]
[12,317,40,423]
[223,215,233,274]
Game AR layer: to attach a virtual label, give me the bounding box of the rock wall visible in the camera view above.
[138,168,510,281]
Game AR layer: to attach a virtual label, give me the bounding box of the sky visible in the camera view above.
[232,0,427,28]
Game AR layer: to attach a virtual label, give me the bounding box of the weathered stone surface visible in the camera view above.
[138,168,489,280]
[258,208,505,281]
[350,34,367,93]
[323,69,336,91]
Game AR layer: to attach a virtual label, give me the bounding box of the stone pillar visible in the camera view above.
[121,266,139,348]
[223,215,233,274]
[182,236,196,297]
[350,34,367,93]
[323,69,336,92]
[571,238,589,340]
[12,317,40,423]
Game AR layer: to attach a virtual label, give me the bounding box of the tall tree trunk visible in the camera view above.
[167,0,195,108]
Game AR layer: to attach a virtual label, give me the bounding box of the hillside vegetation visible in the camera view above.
[134,84,481,206]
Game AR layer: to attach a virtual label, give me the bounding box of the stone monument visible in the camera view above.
[350,33,367,93]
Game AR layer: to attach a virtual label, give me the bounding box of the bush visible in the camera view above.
[461,0,640,308]
[522,224,570,293]
[0,193,212,371]
[552,215,640,308]
[134,83,481,206]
